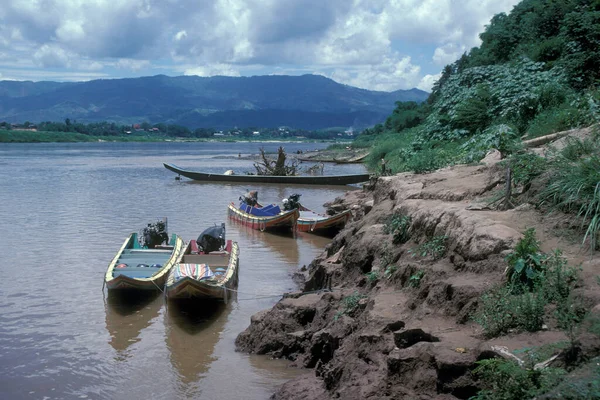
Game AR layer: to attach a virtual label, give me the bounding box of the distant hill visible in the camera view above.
[0,74,429,130]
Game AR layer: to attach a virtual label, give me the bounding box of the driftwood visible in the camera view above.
[253,146,298,176]
[523,131,570,148]
[490,345,560,370]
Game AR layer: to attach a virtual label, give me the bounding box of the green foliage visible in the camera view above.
[502,151,548,189]
[409,235,448,260]
[475,242,579,338]
[365,271,380,283]
[384,214,412,244]
[472,357,566,400]
[459,124,520,163]
[539,138,600,250]
[408,270,425,288]
[385,101,430,133]
[423,59,568,140]
[384,264,398,279]
[505,228,545,289]
[539,249,579,303]
[334,292,367,320]
[475,284,546,337]
[451,85,494,134]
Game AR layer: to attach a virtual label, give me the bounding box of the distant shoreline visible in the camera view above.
[0,129,353,145]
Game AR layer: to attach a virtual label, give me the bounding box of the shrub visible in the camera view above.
[502,151,548,190]
[472,358,566,400]
[459,124,520,163]
[474,284,546,337]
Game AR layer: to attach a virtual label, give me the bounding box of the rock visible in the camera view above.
[393,329,440,349]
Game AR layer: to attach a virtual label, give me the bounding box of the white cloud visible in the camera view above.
[33,44,72,68]
[0,0,521,90]
[184,64,241,77]
[418,73,440,92]
[116,58,151,71]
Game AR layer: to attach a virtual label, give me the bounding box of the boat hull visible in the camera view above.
[165,240,240,301]
[227,203,299,231]
[164,163,370,186]
[297,209,352,233]
[104,233,185,291]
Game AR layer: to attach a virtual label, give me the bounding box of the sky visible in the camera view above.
[0,0,522,92]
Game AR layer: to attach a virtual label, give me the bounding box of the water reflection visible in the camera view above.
[229,221,300,265]
[165,299,230,396]
[104,291,163,357]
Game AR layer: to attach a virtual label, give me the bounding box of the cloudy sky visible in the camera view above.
[0,0,521,92]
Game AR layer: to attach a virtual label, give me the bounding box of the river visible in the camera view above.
[0,141,367,400]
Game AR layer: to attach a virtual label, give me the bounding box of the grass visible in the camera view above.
[539,134,600,251]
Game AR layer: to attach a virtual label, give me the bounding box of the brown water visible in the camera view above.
[0,142,366,399]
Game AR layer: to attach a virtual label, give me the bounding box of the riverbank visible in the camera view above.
[234,127,600,399]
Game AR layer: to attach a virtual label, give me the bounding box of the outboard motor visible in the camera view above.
[283,193,302,211]
[196,223,226,253]
[141,219,169,248]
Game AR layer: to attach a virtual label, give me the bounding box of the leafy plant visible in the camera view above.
[365,271,380,283]
[505,228,546,289]
[408,270,425,288]
[384,264,398,279]
[384,214,412,244]
[409,235,448,260]
[334,292,366,320]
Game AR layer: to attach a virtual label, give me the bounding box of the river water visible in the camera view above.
[0,141,367,400]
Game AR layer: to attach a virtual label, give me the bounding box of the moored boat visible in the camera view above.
[283,193,352,235]
[297,207,352,234]
[227,192,299,232]
[104,219,184,291]
[165,224,240,301]
[163,163,370,186]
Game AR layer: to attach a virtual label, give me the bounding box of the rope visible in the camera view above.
[150,278,164,293]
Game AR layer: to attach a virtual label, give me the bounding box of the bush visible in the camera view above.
[472,357,566,400]
[475,284,546,337]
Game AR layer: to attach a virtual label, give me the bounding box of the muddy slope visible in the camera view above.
[235,143,600,399]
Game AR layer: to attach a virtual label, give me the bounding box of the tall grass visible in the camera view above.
[539,133,600,250]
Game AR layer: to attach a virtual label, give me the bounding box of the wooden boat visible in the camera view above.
[227,200,299,231]
[104,228,184,291]
[164,163,370,185]
[165,239,239,301]
[297,206,352,234]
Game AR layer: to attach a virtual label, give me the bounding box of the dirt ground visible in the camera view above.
[235,129,600,399]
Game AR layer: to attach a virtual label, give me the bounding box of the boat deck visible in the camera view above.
[112,249,172,279]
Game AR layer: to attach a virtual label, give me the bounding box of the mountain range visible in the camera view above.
[0,74,429,130]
